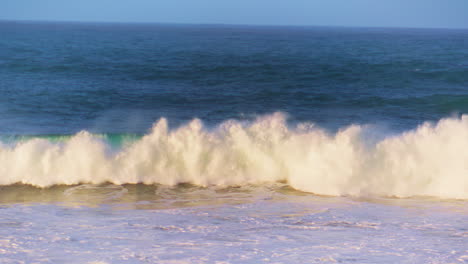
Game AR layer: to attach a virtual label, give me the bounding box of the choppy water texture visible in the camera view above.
[0,21,467,263]
[1,22,468,133]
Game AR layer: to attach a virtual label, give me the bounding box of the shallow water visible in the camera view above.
[0,185,466,263]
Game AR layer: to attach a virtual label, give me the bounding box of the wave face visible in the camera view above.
[0,113,467,199]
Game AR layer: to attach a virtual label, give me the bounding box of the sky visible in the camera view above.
[1,0,468,29]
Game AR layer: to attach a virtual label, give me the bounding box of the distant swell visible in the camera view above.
[0,113,467,199]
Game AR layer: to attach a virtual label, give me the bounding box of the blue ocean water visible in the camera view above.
[1,21,467,135]
[0,21,467,263]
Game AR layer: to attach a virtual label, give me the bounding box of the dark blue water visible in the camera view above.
[1,21,468,135]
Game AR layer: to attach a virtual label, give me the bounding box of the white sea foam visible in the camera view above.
[0,113,467,199]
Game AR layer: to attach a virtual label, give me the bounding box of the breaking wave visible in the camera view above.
[0,113,467,199]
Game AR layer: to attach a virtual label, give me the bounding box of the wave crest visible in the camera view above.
[1,113,467,199]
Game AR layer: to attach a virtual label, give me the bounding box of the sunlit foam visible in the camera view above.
[0,113,467,199]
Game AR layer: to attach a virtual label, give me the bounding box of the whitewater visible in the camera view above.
[1,113,467,200]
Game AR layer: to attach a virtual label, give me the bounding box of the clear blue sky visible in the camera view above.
[1,0,468,29]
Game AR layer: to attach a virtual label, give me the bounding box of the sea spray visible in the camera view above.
[0,113,467,199]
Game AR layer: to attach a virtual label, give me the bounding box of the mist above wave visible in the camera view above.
[0,113,467,199]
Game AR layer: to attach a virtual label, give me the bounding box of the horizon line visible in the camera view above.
[1,18,467,31]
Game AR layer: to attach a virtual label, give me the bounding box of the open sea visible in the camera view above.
[0,21,467,263]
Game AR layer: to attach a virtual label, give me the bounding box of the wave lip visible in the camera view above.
[0,112,467,200]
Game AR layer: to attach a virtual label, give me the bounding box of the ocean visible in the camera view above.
[0,21,467,263]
